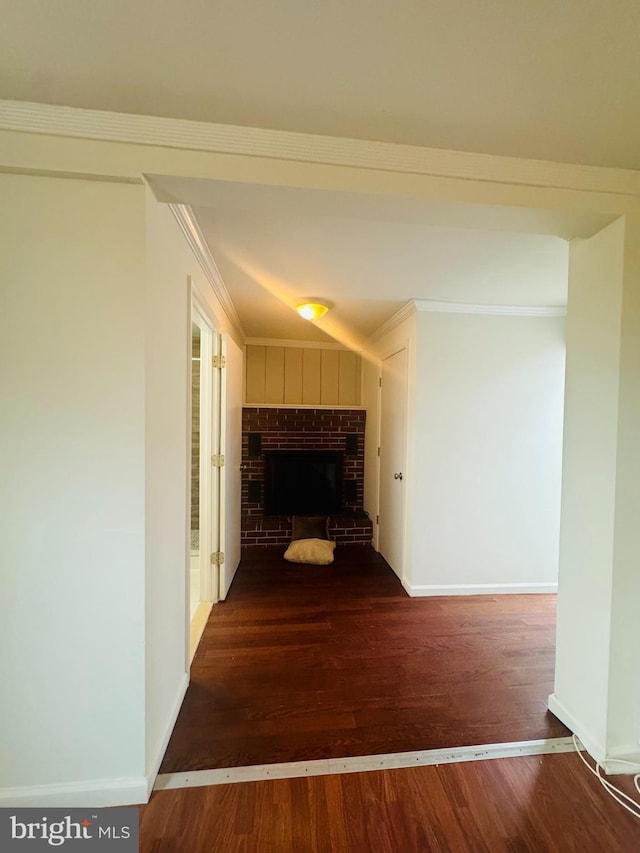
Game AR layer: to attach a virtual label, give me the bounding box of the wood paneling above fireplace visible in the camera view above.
[245,345,361,406]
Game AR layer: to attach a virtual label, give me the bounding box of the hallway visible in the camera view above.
[161,545,568,774]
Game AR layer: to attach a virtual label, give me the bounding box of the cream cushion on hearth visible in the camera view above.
[284,538,336,565]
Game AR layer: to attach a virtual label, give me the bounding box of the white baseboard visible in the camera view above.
[0,672,190,808]
[145,673,190,799]
[548,693,640,775]
[603,745,640,776]
[407,581,558,597]
[547,692,606,764]
[0,776,148,808]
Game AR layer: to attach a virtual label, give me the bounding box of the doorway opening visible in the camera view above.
[188,293,243,660]
[189,302,219,660]
[190,321,202,620]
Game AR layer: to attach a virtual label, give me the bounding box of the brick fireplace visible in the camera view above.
[241,407,373,546]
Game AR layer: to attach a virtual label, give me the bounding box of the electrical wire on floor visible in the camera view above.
[573,734,640,819]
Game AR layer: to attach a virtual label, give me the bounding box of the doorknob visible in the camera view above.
[394,472,403,480]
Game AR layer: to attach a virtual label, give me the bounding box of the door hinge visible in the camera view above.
[212,355,226,369]
[378,377,382,387]
[211,454,225,467]
[377,446,380,457]
[210,551,225,565]
[376,515,379,525]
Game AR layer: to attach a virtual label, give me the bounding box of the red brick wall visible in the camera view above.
[240,515,374,547]
[241,407,372,546]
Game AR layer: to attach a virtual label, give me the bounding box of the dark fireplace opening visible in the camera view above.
[264,450,344,516]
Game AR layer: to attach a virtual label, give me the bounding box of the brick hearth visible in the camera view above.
[242,407,373,547]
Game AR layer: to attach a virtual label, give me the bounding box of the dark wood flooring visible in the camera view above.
[161,545,568,774]
[141,752,640,852]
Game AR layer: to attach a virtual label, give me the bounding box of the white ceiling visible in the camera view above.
[147,177,595,344]
[4,1,635,344]
[2,0,640,170]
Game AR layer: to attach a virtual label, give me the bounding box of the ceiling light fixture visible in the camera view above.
[295,300,330,321]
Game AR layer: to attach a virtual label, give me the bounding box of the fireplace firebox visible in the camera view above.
[264,450,344,516]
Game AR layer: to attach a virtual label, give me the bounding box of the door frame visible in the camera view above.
[188,284,222,663]
[217,332,243,600]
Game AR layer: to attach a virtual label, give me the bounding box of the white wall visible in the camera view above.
[364,304,566,596]
[143,190,244,785]
[607,213,640,763]
[0,173,148,804]
[551,216,640,769]
[551,219,624,756]
[0,174,244,807]
[143,192,192,785]
[410,309,566,594]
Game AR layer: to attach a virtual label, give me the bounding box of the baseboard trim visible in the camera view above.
[547,692,606,764]
[407,581,558,597]
[0,673,190,808]
[548,693,640,775]
[603,746,640,776]
[145,673,190,799]
[0,776,148,808]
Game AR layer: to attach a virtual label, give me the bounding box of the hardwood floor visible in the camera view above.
[141,752,640,851]
[160,545,568,773]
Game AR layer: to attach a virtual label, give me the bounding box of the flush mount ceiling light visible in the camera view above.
[295,300,331,321]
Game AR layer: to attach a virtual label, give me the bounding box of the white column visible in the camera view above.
[550,215,640,771]
[606,213,640,766]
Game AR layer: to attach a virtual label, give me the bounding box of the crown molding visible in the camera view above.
[245,337,357,351]
[368,297,566,344]
[368,301,418,343]
[412,299,567,317]
[168,204,245,340]
[1,100,640,197]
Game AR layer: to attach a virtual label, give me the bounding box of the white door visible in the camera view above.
[378,347,408,580]
[191,307,218,613]
[207,330,222,604]
[218,333,243,599]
